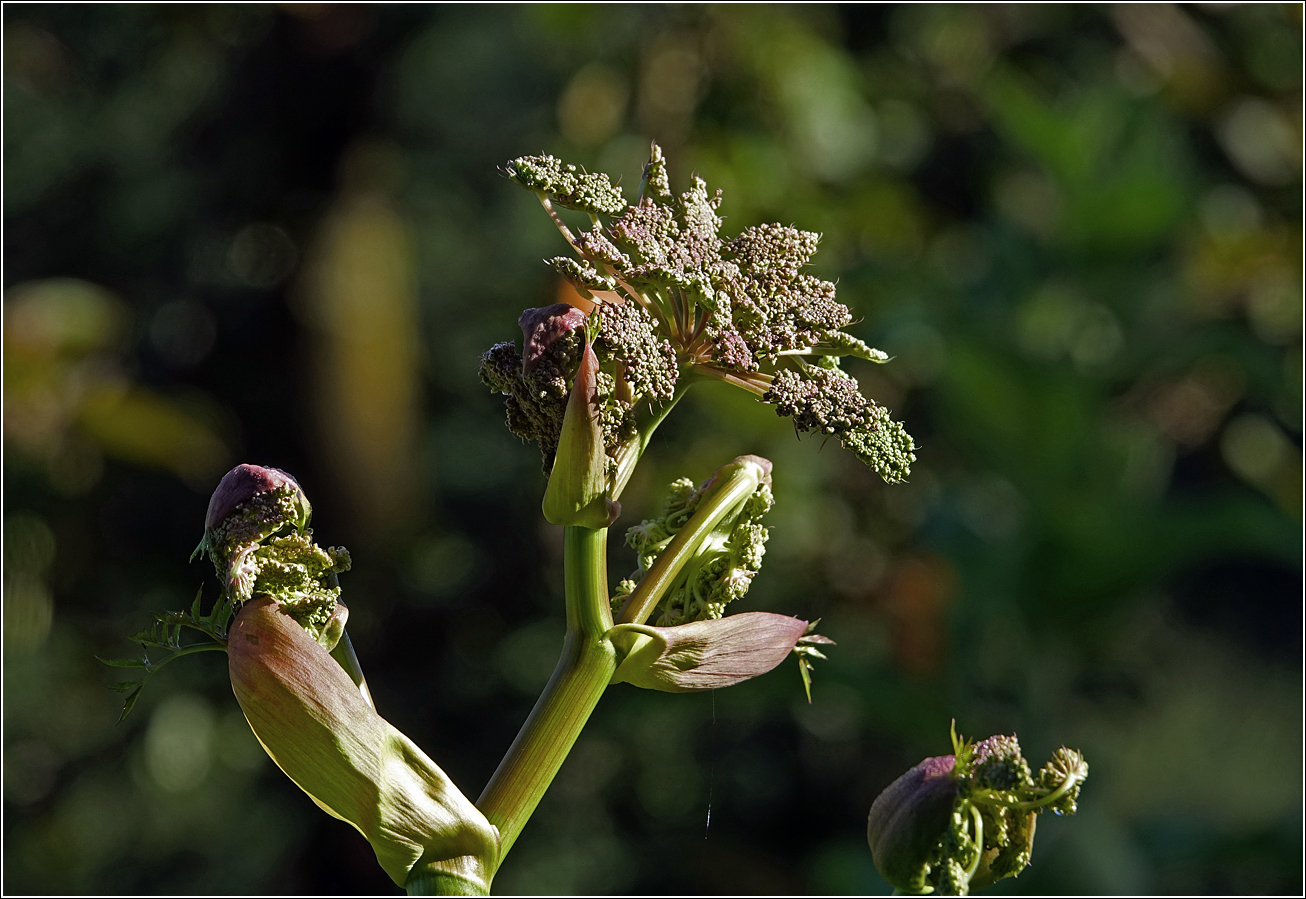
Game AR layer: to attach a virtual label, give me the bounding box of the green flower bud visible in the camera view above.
[228,597,500,893]
[609,612,809,692]
[542,339,620,528]
[195,464,313,604]
[867,755,959,893]
[194,464,350,643]
[968,808,1036,892]
[868,727,1088,895]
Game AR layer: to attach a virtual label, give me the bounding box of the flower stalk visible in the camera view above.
[475,525,616,861]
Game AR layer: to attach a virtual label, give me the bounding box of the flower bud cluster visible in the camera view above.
[867,726,1088,896]
[494,143,917,484]
[480,299,678,479]
[195,464,350,644]
[478,309,584,473]
[614,470,773,625]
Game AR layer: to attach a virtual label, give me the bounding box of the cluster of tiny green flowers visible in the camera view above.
[493,143,916,484]
[934,732,1087,895]
[201,482,351,643]
[247,533,352,639]
[612,473,773,625]
[202,483,313,604]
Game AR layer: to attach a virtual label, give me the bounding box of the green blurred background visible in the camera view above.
[4,4,1301,894]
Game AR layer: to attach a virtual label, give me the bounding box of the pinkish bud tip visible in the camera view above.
[519,303,587,375]
[205,464,300,532]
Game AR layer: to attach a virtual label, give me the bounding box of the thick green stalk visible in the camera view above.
[475,526,616,863]
[405,867,489,897]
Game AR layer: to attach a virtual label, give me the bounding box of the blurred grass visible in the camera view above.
[3,4,1301,894]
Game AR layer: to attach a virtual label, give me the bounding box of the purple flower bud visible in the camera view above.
[610,612,808,692]
[867,755,959,893]
[518,303,587,375]
[205,464,302,532]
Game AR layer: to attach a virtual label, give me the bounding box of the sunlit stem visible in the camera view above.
[329,631,375,709]
[610,380,692,502]
[405,869,488,897]
[476,526,616,863]
[963,803,984,884]
[615,456,767,627]
[536,193,577,246]
[694,364,773,397]
[1009,771,1083,811]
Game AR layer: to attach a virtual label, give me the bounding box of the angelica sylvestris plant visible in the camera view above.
[108,145,1085,895]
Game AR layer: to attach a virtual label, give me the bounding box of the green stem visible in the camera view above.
[615,457,766,627]
[610,384,688,502]
[475,526,616,864]
[405,867,489,897]
[963,803,984,883]
[1009,772,1083,811]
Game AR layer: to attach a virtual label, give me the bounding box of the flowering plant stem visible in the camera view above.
[473,525,616,865]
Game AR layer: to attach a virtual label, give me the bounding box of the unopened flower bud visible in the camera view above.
[519,303,587,376]
[195,463,315,605]
[609,612,810,692]
[229,597,499,892]
[195,464,349,643]
[868,727,1088,895]
[204,464,308,534]
[867,755,959,893]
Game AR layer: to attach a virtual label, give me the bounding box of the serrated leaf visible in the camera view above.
[97,655,150,669]
[190,587,203,620]
[117,686,144,723]
[798,656,814,703]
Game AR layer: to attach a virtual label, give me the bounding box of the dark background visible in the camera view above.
[4,4,1301,894]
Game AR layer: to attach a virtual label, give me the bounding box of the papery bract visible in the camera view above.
[228,597,499,893]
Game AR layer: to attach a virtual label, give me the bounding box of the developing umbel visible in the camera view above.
[480,143,916,489]
[867,726,1089,896]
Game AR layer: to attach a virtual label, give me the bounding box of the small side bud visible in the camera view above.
[319,601,349,652]
[868,727,1089,895]
[519,303,587,375]
[194,464,351,645]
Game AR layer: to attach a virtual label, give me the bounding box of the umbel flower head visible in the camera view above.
[480,144,916,501]
[867,725,1088,896]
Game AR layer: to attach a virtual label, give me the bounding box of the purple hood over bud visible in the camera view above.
[205,464,300,532]
[867,754,959,892]
[519,303,587,375]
